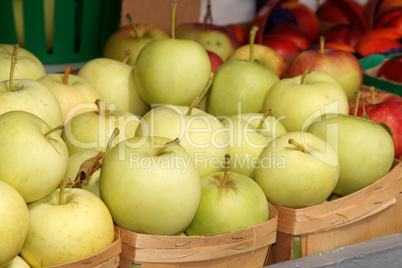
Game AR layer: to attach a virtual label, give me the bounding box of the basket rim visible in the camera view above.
[115,203,278,263]
[273,159,402,235]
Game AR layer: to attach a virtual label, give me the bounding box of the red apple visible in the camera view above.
[283,37,363,100]
[316,0,363,24]
[227,24,248,46]
[377,0,402,14]
[324,24,367,49]
[261,33,301,60]
[206,50,224,73]
[376,54,402,84]
[279,1,321,43]
[349,90,402,159]
[267,23,313,50]
[356,37,402,57]
[310,41,356,53]
[374,8,402,29]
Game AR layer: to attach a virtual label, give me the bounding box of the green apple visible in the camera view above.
[221,111,287,179]
[64,149,103,198]
[306,112,395,196]
[77,57,149,117]
[206,26,280,117]
[255,132,340,208]
[228,43,286,78]
[261,70,349,132]
[185,155,269,236]
[206,58,279,117]
[0,44,46,81]
[99,136,202,235]
[135,104,230,177]
[38,65,101,124]
[175,22,239,61]
[0,180,29,268]
[103,14,170,66]
[62,100,141,155]
[0,57,63,130]
[133,2,211,107]
[3,255,30,268]
[20,187,115,267]
[0,110,69,203]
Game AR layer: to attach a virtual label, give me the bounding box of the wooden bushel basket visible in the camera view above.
[115,203,278,268]
[268,159,402,265]
[47,232,121,268]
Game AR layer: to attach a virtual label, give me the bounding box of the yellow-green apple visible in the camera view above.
[255,132,340,208]
[0,44,46,81]
[62,100,141,155]
[37,65,101,124]
[102,14,170,66]
[261,70,349,132]
[185,154,269,236]
[133,2,211,107]
[0,57,63,130]
[135,104,229,177]
[0,180,29,267]
[175,23,239,61]
[99,136,201,235]
[64,149,103,198]
[228,43,286,78]
[19,187,115,267]
[0,110,68,203]
[206,58,279,117]
[306,111,395,196]
[348,88,402,159]
[3,255,30,268]
[282,37,363,101]
[220,111,287,179]
[77,57,149,117]
[207,25,279,117]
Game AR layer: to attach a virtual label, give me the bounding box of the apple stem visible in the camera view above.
[8,56,17,92]
[257,109,272,134]
[12,43,19,57]
[59,179,67,205]
[369,86,376,104]
[202,0,212,26]
[126,14,140,38]
[171,0,177,39]
[44,124,64,137]
[319,36,325,54]
[153,138,180,156]
[249,26,259,62]
[300,70,309,84]
[353,91,361,118]
[222,154,231,185]
[186,96,200,116]
[288,139,309,153]
[104,128,120,158]
[195,72,214,108]
[64,66,72,85]
[95,99,106,117]
[123,49,131,64]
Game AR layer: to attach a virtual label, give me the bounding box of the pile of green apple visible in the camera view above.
[0,1,398,266]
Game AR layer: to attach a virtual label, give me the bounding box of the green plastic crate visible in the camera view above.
[0,0,122,64]
[359,53,402,96]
